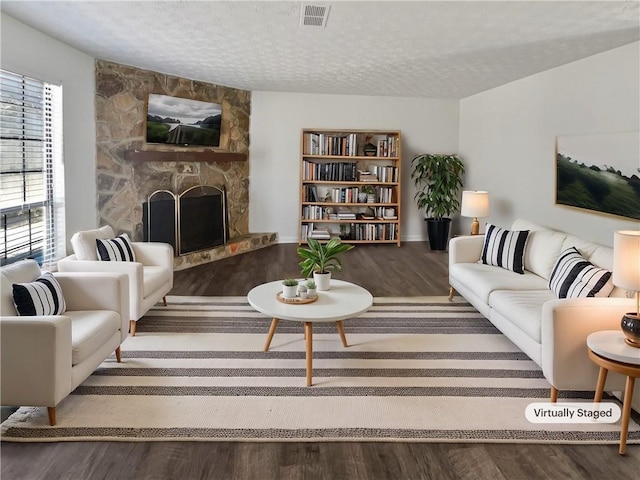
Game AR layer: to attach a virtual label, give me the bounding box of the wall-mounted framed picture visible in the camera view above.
[555,131,640,221]
[146,93,222,147]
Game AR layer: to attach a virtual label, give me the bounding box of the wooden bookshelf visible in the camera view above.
[299,129,402,246]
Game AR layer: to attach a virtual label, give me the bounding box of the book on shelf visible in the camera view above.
[309,228,331,240]
[304,133,358,156]
[337,206,356,219]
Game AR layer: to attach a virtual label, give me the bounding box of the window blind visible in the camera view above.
[0,69,64,266]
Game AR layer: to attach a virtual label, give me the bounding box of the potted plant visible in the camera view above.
[361,185,376,203]
[410,153,465,250]
[297,238,354,291]
[305,280,317,298]
[282,278,299,299]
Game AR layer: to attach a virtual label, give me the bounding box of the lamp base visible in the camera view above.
[621,313,640,348]
[470,218,479,236]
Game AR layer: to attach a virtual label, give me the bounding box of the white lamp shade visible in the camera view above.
[461,191,490,218]
[613,230,640,291]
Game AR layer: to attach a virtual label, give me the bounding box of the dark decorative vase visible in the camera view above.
[621,313,640,348]
[363,143,377,156]
[426,217,452,251]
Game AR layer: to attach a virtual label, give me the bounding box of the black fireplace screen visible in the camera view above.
[143,185,228,256]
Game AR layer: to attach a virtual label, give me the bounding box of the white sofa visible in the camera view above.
[0,259,129,425]
[57,226,174,336]
[449,219,637,405]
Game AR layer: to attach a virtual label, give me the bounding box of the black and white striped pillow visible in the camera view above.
[12,272,66,316]
[548,247,614,299]
[96,233,136,262]
[479,224,529,274]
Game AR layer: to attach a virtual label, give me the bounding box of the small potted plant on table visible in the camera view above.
[305,280,317,298]
[282,279,299,299]
[297,238,354,291]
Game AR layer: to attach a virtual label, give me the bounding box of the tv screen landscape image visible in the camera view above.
[146,94,222,147]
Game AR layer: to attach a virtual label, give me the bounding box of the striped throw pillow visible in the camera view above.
[548,247,614,299]
[480,224,530,274]
[13,272,66,316]
[96,233,136,262]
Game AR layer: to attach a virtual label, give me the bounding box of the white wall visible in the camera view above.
[459,42,640,246]
[1,14,96,249]
[249,92,459,242]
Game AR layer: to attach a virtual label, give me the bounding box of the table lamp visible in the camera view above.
[613,230,640,347]
[461,191,490,235]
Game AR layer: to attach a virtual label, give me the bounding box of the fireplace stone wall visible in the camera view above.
[95,60,251,241]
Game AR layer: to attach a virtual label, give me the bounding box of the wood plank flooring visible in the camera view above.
[2,242,639,480]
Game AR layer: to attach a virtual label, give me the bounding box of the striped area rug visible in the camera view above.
[2,295,639,444]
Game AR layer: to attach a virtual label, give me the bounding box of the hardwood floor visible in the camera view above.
[170,242,450,297]
[2,243,639,480]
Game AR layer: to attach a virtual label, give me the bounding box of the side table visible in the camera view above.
[587,330,640,455]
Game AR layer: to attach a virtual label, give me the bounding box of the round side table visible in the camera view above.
[587,330,640,455]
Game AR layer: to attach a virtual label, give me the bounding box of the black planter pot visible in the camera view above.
[425,217,452,251]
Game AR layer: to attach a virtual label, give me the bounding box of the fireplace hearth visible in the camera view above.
[143,185,229,256]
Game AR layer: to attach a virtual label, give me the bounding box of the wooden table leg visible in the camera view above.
[264,318,279,352]
[305,322,313,387]
[336,320,348,347]
[594,366,608,403]
[619,375,635,455]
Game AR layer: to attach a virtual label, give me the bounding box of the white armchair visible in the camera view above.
[1,259,129,425]
[57,226,174,336]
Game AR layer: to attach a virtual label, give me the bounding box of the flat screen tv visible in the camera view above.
[146,93,222,147]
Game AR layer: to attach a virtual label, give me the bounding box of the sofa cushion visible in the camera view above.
[71,226,115,261]
[97,233,136,262]
[450,263,549,304]
[12,272,66,316]
[143,266,171,298]
[1,259,42,315]
[489,290,555,343]
[523,229,567,280]
[480,224,529,274]
[67,310,121,365]
[548,247,614,298]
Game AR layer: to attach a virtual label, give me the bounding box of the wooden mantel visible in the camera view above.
[124,150,247,162]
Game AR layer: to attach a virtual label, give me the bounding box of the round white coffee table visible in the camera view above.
[587,330,640,455]
[247,279,373,386]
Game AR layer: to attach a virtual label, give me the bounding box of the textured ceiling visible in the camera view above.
[1,1,639,99]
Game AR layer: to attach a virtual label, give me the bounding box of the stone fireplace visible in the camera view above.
[95,60,276,269]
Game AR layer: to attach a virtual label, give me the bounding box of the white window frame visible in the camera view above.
[0,69,65,267]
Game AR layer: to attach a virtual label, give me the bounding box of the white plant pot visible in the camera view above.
[282,283,298,298]
[307,287,317,298]
[367,194,375,203]
[313,271,331,291]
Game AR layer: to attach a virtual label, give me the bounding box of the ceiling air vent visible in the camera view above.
[300,4,330,27]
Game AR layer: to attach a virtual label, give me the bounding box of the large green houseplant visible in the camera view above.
[297,237,354,290]
[410,153,465,250]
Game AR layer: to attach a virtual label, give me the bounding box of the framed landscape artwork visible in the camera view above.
[555,131,640,221]
[146,94,222,147]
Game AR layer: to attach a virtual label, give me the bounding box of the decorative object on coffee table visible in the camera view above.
[305,280,317,298]
[281,279,299,299]
[297,238,354,291]
[613,230,640,347]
